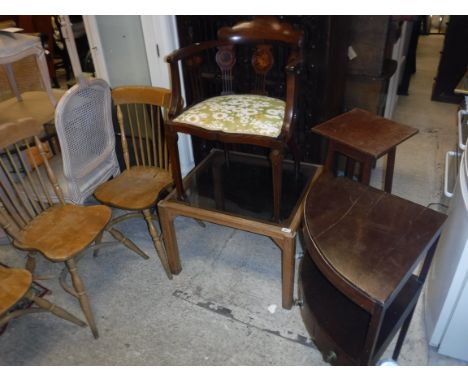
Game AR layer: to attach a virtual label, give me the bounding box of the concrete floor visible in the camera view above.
[0,34,466,366]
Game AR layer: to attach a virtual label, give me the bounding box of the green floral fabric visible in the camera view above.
[174,94,285,138]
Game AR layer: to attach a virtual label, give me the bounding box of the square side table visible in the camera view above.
[313,108,418,192]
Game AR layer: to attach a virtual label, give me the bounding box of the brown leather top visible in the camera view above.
[312,108,418,158]
[303,173,446,304]
[0,267,32,315]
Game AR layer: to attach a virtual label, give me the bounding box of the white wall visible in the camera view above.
[84,15,194,176]
[94,16,152,87]
[141,15,194,176]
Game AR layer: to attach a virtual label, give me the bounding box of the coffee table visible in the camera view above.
[158,149,322,309]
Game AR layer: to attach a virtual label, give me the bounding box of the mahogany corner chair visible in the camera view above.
[165,16,303,221]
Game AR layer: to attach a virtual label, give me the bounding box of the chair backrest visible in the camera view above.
[111,86,171,172]
[54,77,120,204]
[182,17,303,102]
[0,118,65,240]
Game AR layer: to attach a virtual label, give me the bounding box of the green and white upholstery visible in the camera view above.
[174,94,285,138]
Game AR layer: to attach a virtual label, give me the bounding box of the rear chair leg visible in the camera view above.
[270,148,283,222]
[93,231,104,257]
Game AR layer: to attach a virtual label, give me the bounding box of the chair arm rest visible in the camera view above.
[166,41,226,63]
[281,54,303,140]
[166,41,228,119]
[285,53,303,74]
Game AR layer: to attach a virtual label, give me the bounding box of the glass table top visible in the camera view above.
[165,149,320,226]
[455,69,468,95]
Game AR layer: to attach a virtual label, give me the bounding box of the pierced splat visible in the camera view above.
[216,45,236,95]
[252,45,274,95]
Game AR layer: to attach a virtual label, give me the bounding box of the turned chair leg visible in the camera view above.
[270,148,283,222]
[65,258,99,339]
[142,209,173,280]
[27,291,87,327]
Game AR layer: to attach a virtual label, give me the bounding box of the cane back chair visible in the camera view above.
[166,16,304,221]
[94,86,173,279]
[0,118,112,338]
[0,265,86,330]
[53,77,120,205]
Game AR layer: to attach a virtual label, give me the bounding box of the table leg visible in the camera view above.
[35,48,57,107]
[325,140,336,174]
[384,147,396,193]
[158,202,182,274]
[360,159,372,185]
[392,306,416,361]
[345,158,356,179]
[280,234,296,310]
[4,64,22,101]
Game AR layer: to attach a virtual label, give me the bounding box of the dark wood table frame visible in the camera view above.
[158,150,322,309]
[314,108,418,193]
[300,174,447,365]
[325,140,397,192]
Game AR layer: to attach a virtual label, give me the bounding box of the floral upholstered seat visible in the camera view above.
[166,17,303,222]
[174,94,285,138]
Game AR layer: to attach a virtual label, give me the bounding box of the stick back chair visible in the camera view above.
[94,86,173,279]
[0,265,86,330]
[0,118,112,338]
[166,16,303,221]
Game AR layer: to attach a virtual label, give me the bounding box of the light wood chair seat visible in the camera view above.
[0,265,87,331]
[0,267,32,315]
[14,204,112,262]
[95,167,172,211]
